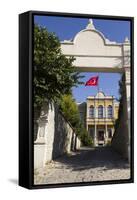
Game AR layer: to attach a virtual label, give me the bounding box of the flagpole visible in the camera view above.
[85,75,99,146]
[98,73,99,95]
[98,72,99,125]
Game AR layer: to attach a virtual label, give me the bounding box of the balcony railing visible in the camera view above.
[87,117,115,122]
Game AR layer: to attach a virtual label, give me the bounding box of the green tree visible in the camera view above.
[59,94,80,126]
[34,25,82,108]
[33,25,92,146]
[60,94,93,146]
[114,74,124,132]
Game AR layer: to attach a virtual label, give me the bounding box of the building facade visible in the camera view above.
[78,91,119,146]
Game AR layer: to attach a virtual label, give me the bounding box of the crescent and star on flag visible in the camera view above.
[85,76,99,86]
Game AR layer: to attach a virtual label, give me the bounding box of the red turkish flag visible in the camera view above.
[85,76,99,86]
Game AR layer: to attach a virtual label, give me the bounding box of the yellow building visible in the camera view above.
[78,91,119,146]
[86,91,119,146]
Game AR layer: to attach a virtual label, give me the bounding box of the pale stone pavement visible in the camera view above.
[34,147,130,185]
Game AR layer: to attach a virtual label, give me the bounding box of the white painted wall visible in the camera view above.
[34,104,55,168]
[34,104,81,169]
[62,31,122,56]
[44,105,55,163]
[61,21,130,72]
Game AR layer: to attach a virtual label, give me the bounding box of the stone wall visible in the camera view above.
[52,106,73,158]
[34,104,81,169]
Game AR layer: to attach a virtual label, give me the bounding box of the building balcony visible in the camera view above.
[86,117,115,123]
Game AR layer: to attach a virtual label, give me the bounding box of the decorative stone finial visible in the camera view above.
[89,19,93,24]
[86,19,95,30]
[124,37,130,43]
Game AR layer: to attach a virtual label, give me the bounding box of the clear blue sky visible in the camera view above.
[34,15,130,102]
[72,72,121,102]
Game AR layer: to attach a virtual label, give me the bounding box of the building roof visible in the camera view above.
[87,91,114,100]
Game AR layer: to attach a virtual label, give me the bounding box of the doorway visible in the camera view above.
[98,130,105,146]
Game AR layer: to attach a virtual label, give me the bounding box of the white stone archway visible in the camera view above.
[61,19,131,160]
[61,19,130,73]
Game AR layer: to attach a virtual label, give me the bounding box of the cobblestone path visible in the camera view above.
[34,147,130,185]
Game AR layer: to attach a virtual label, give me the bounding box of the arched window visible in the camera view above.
[98,105,103,118]
[89,106,94,118]
[107,105,113,118]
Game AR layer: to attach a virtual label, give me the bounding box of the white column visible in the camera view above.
[123,40,130,161]
[112,97,114,119]
[112,127,115,137]
[125,68,131,162]
[95,107,97,118]
[94,124,97,146]
[105,100,107,119]
[86,124,89,133]
[105,124,108,145]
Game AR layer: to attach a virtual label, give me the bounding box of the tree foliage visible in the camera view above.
[60,94,93,146]
[34,25,82,108]
[34,25,92,146]
[114,74,124,131]
[59,94,80,127]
